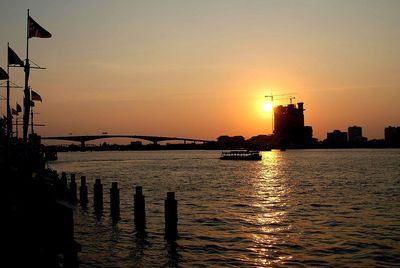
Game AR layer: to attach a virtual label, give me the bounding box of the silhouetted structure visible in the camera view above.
[93,179,104,213]
[348,126,362,142]
[215,102,317,150]
[325,130,348,147]
[80,176,88,207]
[1,11,82,267]
[69,173,77,203]
[246,135,275,150]
[110,182,120,220]
[385,126,400,146]
[134,186,146,230]
[42,134,211,149]
[164,192,178,241]
[348,126,367,146]
[273,102,314,147]
[217,135,246,148]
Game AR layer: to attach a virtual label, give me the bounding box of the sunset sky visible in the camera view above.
[1,0,399,142]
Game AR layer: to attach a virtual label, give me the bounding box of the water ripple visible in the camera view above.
[49,149,400,267]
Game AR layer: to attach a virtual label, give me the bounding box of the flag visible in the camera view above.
[0,67,8,80]
[12,108,19,115]
[28,16,52,38]
[16,103,22,113]
[31,90,42,102]
[8,47,24,67]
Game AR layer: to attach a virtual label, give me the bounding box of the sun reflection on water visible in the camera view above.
[245,151,293,266]
[52,150,400,267]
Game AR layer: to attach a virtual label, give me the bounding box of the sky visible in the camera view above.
[1,0,399,142]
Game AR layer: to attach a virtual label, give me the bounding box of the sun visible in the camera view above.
[263,102,273,113]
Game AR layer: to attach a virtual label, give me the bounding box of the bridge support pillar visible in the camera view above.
[80,141,85,151]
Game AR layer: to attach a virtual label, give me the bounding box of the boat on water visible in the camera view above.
[220,150,262,160]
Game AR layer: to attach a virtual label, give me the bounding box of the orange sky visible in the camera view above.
[1,1,399,142]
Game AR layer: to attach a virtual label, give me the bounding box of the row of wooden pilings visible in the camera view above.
[58,172,178,241]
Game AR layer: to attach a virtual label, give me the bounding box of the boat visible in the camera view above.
[220,150,262,160]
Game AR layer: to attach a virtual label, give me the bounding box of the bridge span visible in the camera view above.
[41,134,212,148]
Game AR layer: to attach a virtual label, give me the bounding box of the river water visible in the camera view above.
[49,149,400,267]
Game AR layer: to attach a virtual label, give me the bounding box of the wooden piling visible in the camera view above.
[110,182,120,219]
[57,171,68,199]
[69,173,77,203]
[164,192,178,241]
[93,179,103,212]
[55,202,80,267]
[79,176,88,206]
[134,186,146,230]
[61,172,67,185]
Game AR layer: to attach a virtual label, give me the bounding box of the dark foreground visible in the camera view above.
[2,136,80,267]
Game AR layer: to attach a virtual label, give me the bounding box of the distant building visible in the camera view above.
[348,126,367,144]
[217,135,246,148]
[273,102,313,146]
[217,135,245,143]
[130,141,143,146]
[384,126,400,146]
[247,134,277,149]
[326,130,347,146]
[304,126,313,141]
[348,126,362,142]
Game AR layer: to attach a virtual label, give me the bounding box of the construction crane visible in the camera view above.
[274,96,296,104]
[265,93,288,102]
[264,92,297,133]
[265,93,296,103]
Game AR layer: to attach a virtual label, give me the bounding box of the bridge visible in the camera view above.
[41,134,212,149]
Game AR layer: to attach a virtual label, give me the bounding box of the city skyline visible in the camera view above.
[1,1,399,140]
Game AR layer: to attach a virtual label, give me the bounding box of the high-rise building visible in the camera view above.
[348,126,363,143]
[384,126,400,145]
[273,102,313,146]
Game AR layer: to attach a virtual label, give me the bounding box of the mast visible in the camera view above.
[23,9,31,142]
[15,115,19,139]
[31,102,34,135]
[6,42,12,140]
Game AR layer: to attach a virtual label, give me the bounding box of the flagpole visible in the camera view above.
[23,9,31,142]
[6,42,12,141]
[31,104,34,135]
